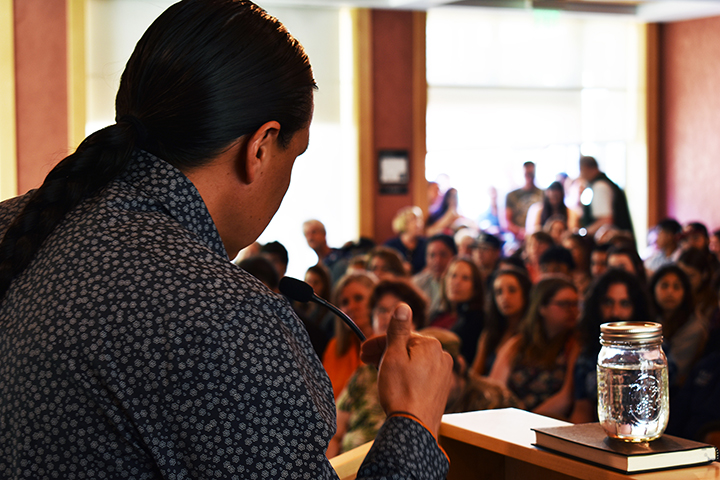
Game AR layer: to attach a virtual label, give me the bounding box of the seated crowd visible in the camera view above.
[236,169,720,457]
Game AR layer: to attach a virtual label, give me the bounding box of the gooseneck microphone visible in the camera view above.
[279,276,367,342]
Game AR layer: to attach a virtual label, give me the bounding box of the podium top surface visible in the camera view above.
[439,408,720,480]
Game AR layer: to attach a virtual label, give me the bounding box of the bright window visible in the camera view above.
[426,7,647,241]
[86,2,358,278]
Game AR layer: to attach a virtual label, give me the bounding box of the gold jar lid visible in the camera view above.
[600,321,663,345]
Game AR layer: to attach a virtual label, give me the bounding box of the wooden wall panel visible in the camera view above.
[14,0,69,194]
[660,15,720,229]
[369,9,426,244]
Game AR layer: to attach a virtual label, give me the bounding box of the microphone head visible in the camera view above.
[279,276,315,303]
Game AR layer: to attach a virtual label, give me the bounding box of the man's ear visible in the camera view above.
[238,120,281,184]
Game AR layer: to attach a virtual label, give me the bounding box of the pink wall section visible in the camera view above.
[660,16,720,229]
[14,0,69,195]
[372,10,417,243]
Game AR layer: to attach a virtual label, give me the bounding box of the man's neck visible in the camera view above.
[315,244,331,259]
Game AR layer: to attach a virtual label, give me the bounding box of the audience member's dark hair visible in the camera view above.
[712,269,720,295]
[563,233,592,273]
[0,0,316,301]
[592,242,612,254]
[369,279,428,329]
[238,256,280,291]
[427,233,458,256]
[341,237,376,256]
[306,263,332,301]
[530,231,554,248]
[484,267,533,361]
[649,264,694,341]
[539,246,576,271]
[579,268,651,354]
[497,255,528,274]
[540,181,568,226]
[656,218,682,235]
[686,222,709,238]
[678,248,713,285]
[367,246,408,278]
[579,155,599,169]
[607,245,647,285]
[517,275,577,367]
[427,188,458,227]
[261,241,289,267]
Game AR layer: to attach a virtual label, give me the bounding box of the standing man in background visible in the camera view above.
[578,155,634,238]
[303,219,344,279]
[505,161,543,241]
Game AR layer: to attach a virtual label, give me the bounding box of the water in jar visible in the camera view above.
[597,364,669,442]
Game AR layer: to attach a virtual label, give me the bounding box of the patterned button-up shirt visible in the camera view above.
[0,151,448,479]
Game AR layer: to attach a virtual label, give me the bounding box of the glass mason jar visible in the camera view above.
[597,322,669,442]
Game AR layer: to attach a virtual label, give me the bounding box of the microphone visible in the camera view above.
[279,276,367,342]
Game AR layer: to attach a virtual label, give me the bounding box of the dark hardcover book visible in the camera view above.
[533,423,718,473]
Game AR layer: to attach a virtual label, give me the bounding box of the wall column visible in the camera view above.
[0,0,16,200]
[14,0,70,195]
[358,9,427,243]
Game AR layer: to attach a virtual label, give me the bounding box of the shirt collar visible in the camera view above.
[120,150,228,259]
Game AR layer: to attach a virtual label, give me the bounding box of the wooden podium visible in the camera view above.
[440,408,720,480]
[331,408,720,480]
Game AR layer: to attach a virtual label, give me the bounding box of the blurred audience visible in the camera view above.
[299,163,720,446]
[589,243,611,279]
[413,234,457,319]
[384,206,427,275]
[561,233,592,293]
[237,255,280,292]
[505,161,543,241]
[644,218,682,275]
[291,264,335,357]
[328,279,427,457]
[426,188,463,237]
[489,276,580,420]
[570,269,650,423]
[607,244,647,287]
[649,265,707,387]
[678,248,718,319]
[538,246,575,278]
[430,257,485,363]
[473,232,503,287]
[528,181,579,235]
[260,241,289,279]
[472,267,533,376]
[421,328,520,414]
[366,246,409,281]
[303,219,345,280]
[524,231,554,283]
[578,155,633,238]
[322,272,377,399]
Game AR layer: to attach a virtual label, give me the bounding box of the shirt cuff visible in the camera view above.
[356,415,450,480]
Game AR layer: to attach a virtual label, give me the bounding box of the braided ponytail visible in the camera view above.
[0,121,142,300]
[0,0,315,302]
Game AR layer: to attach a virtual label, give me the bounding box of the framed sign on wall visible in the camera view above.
[378,150,409,195]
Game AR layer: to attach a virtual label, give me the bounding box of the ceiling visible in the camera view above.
[259,0,720,22]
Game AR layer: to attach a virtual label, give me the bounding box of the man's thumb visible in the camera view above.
[386,303,412,350]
